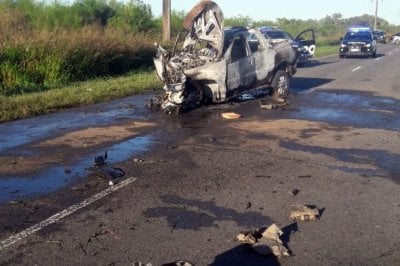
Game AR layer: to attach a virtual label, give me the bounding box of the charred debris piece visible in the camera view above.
[236,223,290,258]
[94,150,107,166]
[90,151,125,186]
[289,205,320,221]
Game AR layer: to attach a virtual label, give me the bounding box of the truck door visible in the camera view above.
[227,34,256,90]
[295,29,316,56]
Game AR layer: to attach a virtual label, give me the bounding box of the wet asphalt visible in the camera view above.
[0,44,400,265]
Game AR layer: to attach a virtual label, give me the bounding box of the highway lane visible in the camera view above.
[0,44,400,265]
[294,44,400,98]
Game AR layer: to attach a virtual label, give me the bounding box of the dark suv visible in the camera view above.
[373,30,386,43]
[339,27,377,58]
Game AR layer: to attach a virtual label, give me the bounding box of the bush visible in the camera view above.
[0,26,156,96]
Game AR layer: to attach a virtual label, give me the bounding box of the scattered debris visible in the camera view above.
[236,93,255,101]
[133,158,145,163]
[145,95,163,111]
[298,175,312,178]
[221,112,242,119]
[234,88,269,102]
[236,223,290,258]
[236,231,257,244]
[260,98,289,110]
[87,230,108,243]
[291,189,301,197]
[94,150,108,166]
[246,202,252,209]
[289,205,319,221]
[161,261,193,266]
[87,164,125,186]
[8,200,27,206]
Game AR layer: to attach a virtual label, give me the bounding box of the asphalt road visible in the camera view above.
[0,44,400,266]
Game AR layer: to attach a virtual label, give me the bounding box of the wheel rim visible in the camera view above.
[277,75,288,96]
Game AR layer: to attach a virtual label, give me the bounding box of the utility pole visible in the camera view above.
[163,0,171,44]
[373,0,382,30]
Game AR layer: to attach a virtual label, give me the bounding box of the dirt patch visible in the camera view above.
[35,121,155,149]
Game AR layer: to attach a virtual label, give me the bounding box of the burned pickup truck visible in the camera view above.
[153,0,297,113]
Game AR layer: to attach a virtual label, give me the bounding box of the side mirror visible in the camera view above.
[340,37,343,41]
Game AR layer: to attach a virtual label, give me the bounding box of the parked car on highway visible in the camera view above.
[373,30,386,43]
[258,27,316,66]
[153,1,297,113]
[339,26,377,58]
[389,32,400,44]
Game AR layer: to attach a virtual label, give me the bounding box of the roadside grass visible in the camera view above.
[315,44,338,57]
[0,71,162,122]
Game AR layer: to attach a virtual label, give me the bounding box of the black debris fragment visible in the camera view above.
[291,189,300,197]
[94,151,107,166]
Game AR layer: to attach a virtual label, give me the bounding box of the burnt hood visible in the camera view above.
[182,0,224,58]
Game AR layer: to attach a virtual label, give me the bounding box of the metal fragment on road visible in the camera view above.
[236,223,290,258]
[236,231,257,244]
[289,205,319,221]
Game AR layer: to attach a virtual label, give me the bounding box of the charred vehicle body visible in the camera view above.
[153,1,297,113]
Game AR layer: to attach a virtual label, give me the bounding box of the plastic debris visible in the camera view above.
[289,205,319,221]
[236,223,290,257]
[221,112,242,119]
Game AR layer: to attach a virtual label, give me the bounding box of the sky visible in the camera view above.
[144,0,400,26]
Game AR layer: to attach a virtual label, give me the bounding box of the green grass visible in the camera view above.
[0,71,162,122]
[315,44,338,57]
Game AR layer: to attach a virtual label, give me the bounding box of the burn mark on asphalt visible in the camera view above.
[144,195,273,231]
[280,140,400,182]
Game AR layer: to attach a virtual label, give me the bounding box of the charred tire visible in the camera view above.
[270,70,290,100]
[179,83,205,113]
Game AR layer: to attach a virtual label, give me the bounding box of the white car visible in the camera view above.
[389,32,400,44]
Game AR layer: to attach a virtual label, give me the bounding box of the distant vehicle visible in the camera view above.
[339,26,377,58]
[258,27,316,66]
[373,30,386,43]
[389,32,400,44]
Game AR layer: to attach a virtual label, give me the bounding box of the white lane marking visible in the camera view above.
[388,52,392,55]
[375,57,382,61]
[352,66,362,72]
[0,177,138,252]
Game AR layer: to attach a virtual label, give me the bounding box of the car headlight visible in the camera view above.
[364,43,371,47]
[340,44,347,48]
